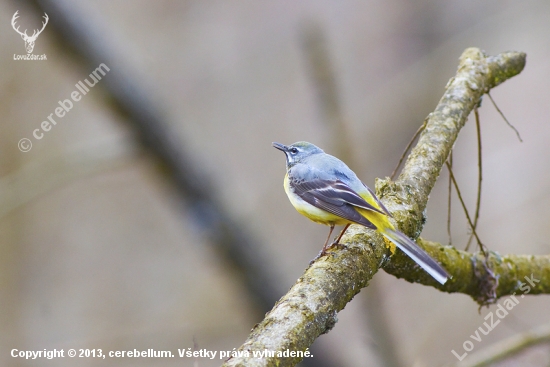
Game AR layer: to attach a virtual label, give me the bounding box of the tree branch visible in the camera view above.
[385,238,550,302]
[221,48,528,367]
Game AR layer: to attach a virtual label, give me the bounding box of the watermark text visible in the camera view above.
[18,63,110,152]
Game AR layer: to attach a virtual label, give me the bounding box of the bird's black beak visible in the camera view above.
[272,142,288,152]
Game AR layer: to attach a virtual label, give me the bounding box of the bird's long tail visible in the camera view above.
[382,228,449,284]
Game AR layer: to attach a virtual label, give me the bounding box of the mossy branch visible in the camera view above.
[221,48,529,367]
[385,238,550,303]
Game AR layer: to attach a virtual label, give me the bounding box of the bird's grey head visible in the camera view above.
[272,141,324,167]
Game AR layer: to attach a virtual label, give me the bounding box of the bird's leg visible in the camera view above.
[332,223,351,248]
[310,225,336,264]
[320,224,335,255]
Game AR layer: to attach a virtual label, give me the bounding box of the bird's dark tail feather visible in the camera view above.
[383,229,449,284]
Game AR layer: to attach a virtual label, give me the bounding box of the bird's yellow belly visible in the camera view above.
[284,174,350,226]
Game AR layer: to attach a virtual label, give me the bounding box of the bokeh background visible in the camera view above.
[1,1,550,366]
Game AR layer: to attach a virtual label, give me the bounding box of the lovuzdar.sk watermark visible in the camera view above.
[451,273,540,362]
[12,10,48,60]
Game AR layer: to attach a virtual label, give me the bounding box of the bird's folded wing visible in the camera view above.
[364,185,392,217]
[292,179,384,228]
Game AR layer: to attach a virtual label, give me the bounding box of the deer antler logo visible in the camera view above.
[11,11,49,54]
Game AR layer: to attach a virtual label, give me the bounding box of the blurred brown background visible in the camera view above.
[1,1,550,366]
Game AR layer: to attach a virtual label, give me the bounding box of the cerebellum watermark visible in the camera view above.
[451,273,540,362]
[18,63,110,152]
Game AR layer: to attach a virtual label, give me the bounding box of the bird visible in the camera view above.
[273,141,449,284]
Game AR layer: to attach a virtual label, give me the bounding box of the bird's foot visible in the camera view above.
[308,242,347,266]
[309,249,327,265]
[329,241,347,250]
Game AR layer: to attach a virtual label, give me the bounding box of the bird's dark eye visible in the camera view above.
[290,147,298,154]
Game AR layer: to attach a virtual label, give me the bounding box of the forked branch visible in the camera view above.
[221,48,528,367]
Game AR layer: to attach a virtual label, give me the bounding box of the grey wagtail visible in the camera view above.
[273,141,449,284]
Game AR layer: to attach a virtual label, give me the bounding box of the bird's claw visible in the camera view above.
[308,242,347,266]
[330,241,347,250]
[309,249,327,265]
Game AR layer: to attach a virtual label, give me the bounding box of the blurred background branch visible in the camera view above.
[22,0,284,314]
[454,322,550,367]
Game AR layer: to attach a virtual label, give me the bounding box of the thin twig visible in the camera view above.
[390,119,427,180]
[487,92,523,142]
[465,107,483,251]
[447,151,453,246]
[0,142,137,219]
[445,161,486,256]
